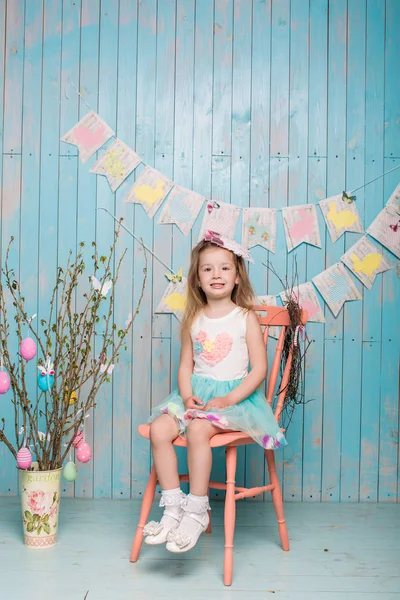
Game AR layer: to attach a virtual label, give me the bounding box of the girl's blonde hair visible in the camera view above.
[182,240,255,331]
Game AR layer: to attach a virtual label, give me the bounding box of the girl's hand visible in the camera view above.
[203,396,233,411]
[183,395,204,410]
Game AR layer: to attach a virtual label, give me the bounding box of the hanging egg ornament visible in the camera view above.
[63,461,78,482]
[20,337,37,361]
[72,430,84,448]
[17,447,32,470]
[37,367,54,392]
[76,442,92,463]
[0,370,11,394]
[69,391,77,406]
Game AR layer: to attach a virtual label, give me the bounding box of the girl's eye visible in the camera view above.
[222,266,230,271]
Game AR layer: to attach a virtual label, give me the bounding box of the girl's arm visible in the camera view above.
[226,310,268,405]
[177,326,195,403]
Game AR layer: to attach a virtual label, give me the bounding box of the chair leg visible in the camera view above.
[130,465,158,562]
[265,449,289,551]
[223,446,237,586]
[205,488,212,533]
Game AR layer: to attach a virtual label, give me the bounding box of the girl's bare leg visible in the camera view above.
[145,415,183,545]
[149,414,180,489]
[186,419,220,495]
[166,419,225,553]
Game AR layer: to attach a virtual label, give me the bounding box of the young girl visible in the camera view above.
[143,232,287,553]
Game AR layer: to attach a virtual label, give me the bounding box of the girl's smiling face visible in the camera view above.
[198,246,239,300]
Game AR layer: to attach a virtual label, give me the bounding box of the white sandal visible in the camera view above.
[143,511,181,545]
[165,497,210,554]
[144,489,186,546]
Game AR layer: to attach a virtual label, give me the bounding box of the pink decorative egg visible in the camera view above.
[72,430,84,448]
[17,447,32,469]
[0,370,10,394]
[20,337,37,361]
[76,442,92,463]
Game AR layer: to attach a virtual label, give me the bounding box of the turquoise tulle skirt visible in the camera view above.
[147,374,287,450]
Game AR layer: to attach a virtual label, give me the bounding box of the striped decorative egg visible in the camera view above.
[17,447,32,470]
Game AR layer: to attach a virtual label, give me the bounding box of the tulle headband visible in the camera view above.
[203,230,254,262]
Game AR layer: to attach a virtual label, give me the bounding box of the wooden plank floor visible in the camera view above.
[0,498,399,599]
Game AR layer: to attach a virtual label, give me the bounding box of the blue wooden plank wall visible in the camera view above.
[0,0,399,502]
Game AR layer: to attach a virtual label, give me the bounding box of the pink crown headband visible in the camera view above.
[203,230,254,263]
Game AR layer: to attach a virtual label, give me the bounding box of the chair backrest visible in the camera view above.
[253,305,308,425]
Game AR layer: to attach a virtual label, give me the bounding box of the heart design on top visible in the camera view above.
[196,331,233,366]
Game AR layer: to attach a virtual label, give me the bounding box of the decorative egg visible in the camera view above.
[69,391,77,406]
[0,370,11,394]
[37,372,54,392]
[63,461,78,482]
[76,442,92,463]
[17,447,32,469]
[72,430,84,448]
[20,337,37,361]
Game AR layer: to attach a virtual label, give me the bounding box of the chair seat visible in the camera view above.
[138,423,256,448]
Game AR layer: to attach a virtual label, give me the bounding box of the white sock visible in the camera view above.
[159,487,185,529]
[177,493,210,539]
[184,493,210,513]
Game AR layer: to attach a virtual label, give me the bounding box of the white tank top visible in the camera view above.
[190,306,249,381]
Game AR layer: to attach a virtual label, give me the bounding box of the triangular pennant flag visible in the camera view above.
[198,200,240,241]
[158,185,205,235]
[367,207,400,259]
[242,207,277,253]
[312,263,361,317]
[280,282,325,323]
[340,236,393,289]
[89,139,142,192]
[61,111,115,163]
[281,204,321,252]
[319,193,363,242]
[255,295,280,338]
[124,166,174,219]
[155,274,187,322]
[386,182,400,214]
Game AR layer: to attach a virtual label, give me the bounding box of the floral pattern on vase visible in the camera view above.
[23,489,60,536]
[19,465,62,548]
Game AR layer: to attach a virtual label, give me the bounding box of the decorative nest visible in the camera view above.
[278,293,311,431]
[262,259,312,432]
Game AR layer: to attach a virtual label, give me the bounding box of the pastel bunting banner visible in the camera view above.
[319,193,363,243]
[312,262,362,317]
[255,295,280,338]
[89,139,142,192]
[242,208,277,253]
[124,166,174,219]
[61,108,400,323]
[155,276,187,322]
[198,200,240,241]
[281,204,321,252]
[280,282,325,323]
[340,236,393,290]
[61,111,115,163]
[366,207,400,259]
[158,185,205,235]
[386,182,400,214]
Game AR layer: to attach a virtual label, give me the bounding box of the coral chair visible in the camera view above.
[131,306,308,586]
